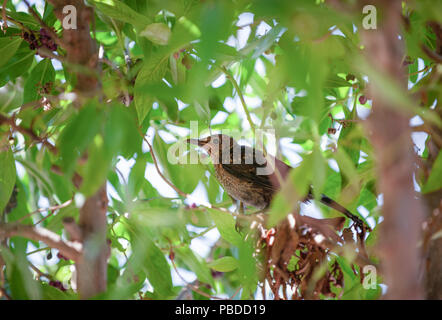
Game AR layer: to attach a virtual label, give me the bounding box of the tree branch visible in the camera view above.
[0,223,82,261]
[0,114,58,154]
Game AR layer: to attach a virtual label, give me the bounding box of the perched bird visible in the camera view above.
[187,134,369,231]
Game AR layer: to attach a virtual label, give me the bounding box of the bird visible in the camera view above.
[187,133,370,231]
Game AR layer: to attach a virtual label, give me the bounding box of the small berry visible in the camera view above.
[358,95,368,105]
[181,55,192,70]
[57,252,68,261]
[39,28,48,37]
[211,270,223,278]
[49,280,66,291]
[402,56,413,66]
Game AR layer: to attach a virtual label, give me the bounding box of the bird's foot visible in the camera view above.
[351,216,371,234]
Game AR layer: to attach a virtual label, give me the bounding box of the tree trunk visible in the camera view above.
[361,0,425,299]
[49,0,108,299]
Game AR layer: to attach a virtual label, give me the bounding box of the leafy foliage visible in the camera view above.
[0,0,441,300]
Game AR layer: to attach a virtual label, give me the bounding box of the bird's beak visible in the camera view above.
[186,137,210,147]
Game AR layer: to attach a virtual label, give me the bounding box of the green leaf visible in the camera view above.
[2,243,41,299]
[4,179,31,224]
[128,154,148,199]
[0,38,23,69]
[207,256,238,272]
[134,16,201,123]
[103,103,141,159]
[206,24,285,85]
[209,209,242,247]
[237,241,258,299]
[175,247,214,286]
[208,209,257,297]
[324,74,351,88]
[3,10,39,28]
[323,167,342,201]
[134,54,169,124]
[80,135,111,196]
[130,231,173,297]
[16,158,56,200]
[88,0,151,29]
[422,150,442,194]
[249,25,286,59]
[338,105,362,170]
[23,59,55,103]
[311,145,326,198]
[58,102,103,174]
[334,147,359,190]
[287,255,299,272]
[268,155,313,227]
[41,282,76,300]
[0,147,16,213]
[144,238,173,296]
[152,134,205,194]
[0,48,34,87]
[140,23,171,46]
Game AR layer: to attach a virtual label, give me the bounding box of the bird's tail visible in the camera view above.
[319,194,371,232]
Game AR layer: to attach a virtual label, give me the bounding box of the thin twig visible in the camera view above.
[421,44,442,63]
[17,198,73,224]
[100,57,125,79]
[22,0,64,48]
[1,0,8,33]
[29,261,51,280]
[26,246,49,256]
[313,25,338,43]
[0,114,57,154]
[138,128,188,198]
[408,64,433,77]
[220,66,256,135]
[230,286,242,300]
[412,123,442,148]
[3,14,32,33]
[171,257,225,300]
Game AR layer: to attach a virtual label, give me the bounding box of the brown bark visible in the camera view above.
[361,0,425,299]
[0,224,82,261]
[49,0,107,299]
[421,21,442,301]
[424,192,442,299]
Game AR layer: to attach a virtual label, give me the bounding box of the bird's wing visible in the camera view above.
[221,145,290,192]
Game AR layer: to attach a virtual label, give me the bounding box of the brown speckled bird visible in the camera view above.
[187,134,369,231]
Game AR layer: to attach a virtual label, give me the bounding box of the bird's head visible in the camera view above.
[186,134,237,159]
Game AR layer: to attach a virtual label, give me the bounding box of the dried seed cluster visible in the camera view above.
[23,28,57,52]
